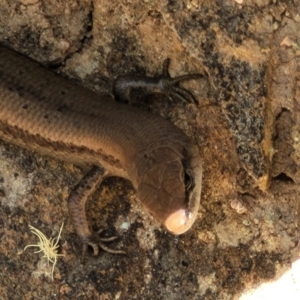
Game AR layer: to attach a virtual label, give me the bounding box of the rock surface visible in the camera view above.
[0,0,299,299]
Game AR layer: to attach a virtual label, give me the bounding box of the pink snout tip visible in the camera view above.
[164,209,197,235]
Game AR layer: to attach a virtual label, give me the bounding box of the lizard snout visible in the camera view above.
[163,208,197,235]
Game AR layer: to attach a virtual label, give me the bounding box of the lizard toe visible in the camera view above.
[80,231,125,264]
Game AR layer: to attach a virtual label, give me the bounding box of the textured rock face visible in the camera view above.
[0,1,300,299]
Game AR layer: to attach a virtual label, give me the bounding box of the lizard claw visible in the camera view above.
[158,58,203,105]
[80,230,126,264]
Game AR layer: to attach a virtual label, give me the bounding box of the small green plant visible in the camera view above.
[24,223,64,280]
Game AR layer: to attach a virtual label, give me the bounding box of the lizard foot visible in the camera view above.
[158,58,203,105]
[81,229,125,264]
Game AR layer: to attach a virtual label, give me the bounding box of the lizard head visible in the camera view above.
[136,143,202,235]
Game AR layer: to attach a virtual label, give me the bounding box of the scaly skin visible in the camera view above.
[0,46,202,260]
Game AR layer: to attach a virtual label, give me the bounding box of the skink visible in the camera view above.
[0,46,202,261]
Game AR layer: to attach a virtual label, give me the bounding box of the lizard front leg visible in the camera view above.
[112,58,203,104]
[67,166,125,263]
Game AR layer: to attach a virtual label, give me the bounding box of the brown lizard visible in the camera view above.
[0,46,202,262]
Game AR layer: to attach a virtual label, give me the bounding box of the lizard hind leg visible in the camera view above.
[67,166,125,264]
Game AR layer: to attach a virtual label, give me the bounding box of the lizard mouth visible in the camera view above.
[163,209,197,235]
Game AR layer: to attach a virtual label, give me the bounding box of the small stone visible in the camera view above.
[120,222,130,230]
[253,218,259,225]
[65,8,71,16]
[230,200,247,214]
[242,220,251,226]
[198,231,216,244]
[273,22,279,30]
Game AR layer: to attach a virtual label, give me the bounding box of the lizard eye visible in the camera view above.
[184,169,194,191]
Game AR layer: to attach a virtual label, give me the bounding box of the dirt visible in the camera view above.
[0,0,299,299]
